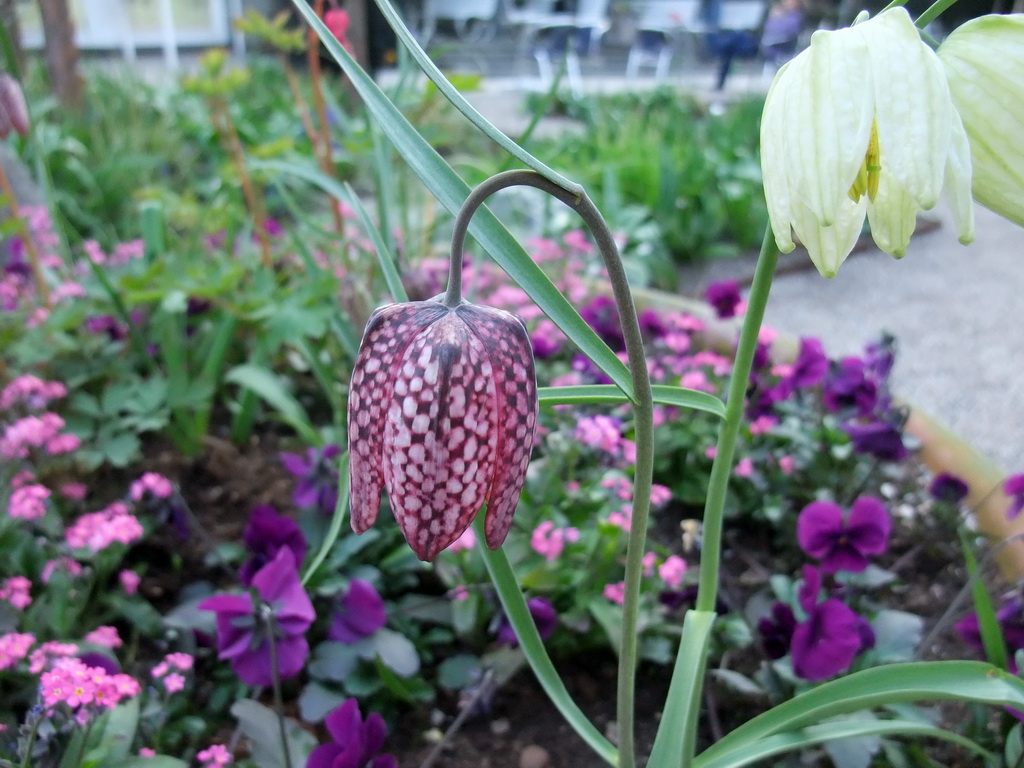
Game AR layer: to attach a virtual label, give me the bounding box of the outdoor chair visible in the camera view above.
[420,0,502,42]
[521,0,612,94]
[625,0,705,81]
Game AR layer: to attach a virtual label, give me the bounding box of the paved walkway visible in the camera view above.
[451,55,1024,472]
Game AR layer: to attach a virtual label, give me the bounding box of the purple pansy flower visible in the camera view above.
[788,337,828,389]
[705,280,742,319]
[758,602,796,660]
[842,417,908,462]
[239,506,308,587]
[956,595,1024,671]
[823,357,878,416]
[638,308,668,340]
[797,497,891,573]
[579,295,624,351]
[199,548,314,687]
[280,444,341,515]
[1006,474,1024,520]
[929,472,969,504]
[329,579,387,643]
[791,565,864,681]
[307,699,397,768]
[496,597,558,648]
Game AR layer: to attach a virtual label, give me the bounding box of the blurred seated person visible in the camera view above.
[759,0,805,70]
[703,0,803,90]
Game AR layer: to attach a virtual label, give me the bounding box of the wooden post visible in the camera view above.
[37,0,83,110]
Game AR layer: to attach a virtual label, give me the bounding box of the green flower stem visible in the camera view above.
[682,229,779,766]
[914,0,961,30]
[452,170,653,768]
[473,516,618,765]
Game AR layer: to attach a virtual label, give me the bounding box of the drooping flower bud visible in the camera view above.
[348,297,538,561]
[938,14,1024,228]
[0,74,29,138]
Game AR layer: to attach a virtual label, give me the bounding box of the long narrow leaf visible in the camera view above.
[302,451,350,586]
[288,1,634,399]
[961,529,1009,670]
[472,515,617,766]
[697,661,1024,767]
[371,0,580,193]
[538,385,726,419]
[697,719,994,768]
[224,364,320,446]
[647,610,715,768]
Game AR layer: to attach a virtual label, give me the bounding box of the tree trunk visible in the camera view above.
[38,0,83,111]
[0,0,25,74]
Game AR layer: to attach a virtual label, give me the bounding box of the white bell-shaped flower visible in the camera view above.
[761,7,974,277]
[939,14,1024,228]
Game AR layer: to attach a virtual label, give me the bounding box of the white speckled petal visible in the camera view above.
[347,302,447,535]
[383,311,498,561]
[865,166,920,258]
[456,304,538,551]
[761,58,800,253]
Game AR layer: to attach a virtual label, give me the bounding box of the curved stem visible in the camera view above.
[450,170,654,768]
[266,613,295,768]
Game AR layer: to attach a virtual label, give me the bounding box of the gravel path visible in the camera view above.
[762,204,1024,472]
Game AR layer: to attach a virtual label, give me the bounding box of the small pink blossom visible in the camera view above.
[531,521,580,562]
[445,527,477,553]
[119,570,141,594]
[65,501,144,552]
[29,641,78,673]
[46,433,81,454]
[748,415,778,435]
[705,446,717,460]
[575,415,622,455]
[139,748,156,757]
[603,582,626,604]
[448,585,470,602]
[659,555,688,588]
[0,576,31,609]
[197,744,232,766]
[84,626,122,648]
[650,484,672,507]
[162,672,186,693]
[779,455,796,475]
[0,375,66,409]
[734,457,754,478]
[642,552,657,577]
[9,483,49,520]
[601,475,633,501]
[61,483,88,500]
[607,505,632,532]
[0,632,35,670]
[41,557,84,583]
[129,472,173,501]
[164,652,194,671]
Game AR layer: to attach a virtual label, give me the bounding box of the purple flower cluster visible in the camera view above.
[758,496,890,681]
[280,444,341,515]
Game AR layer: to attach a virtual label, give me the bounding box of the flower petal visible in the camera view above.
[457,304,538,550]
[943,106,975,245]
[797,500,844,559]
[791,599,862,681]
[865,165,921,258]
[790,196,866,277]
[384,311,497,561]
[869,7,952,210]
[348,302,448,534]
[940,13,1024,227]
[845,496,891,555]
[761,57,801,253]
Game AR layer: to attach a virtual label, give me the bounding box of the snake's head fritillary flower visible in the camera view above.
[348,297,538,561]
[939,14,1024,228]
[761,7,974,277]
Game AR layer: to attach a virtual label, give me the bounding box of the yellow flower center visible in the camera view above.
[848,121,881,203]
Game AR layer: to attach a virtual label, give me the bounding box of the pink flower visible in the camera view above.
[734,457,754,478]
[197,743,232,766]
[61,483,88,500]
[0,576,31,609]
[66,502,144,552]
[0,375,66,409]
[8,483,49,519]
[448,585,470,601]
[530,521,580,562]
[575,415,622,455]
[119,570,141,594]
[0,632,35,670]
[139,748,156,757]
[41,557,83,583]
[749,415,778,435]
[642,552,657,577]
[779,455,796,475]
[165,652,194,671]
[659,555,687,588]
[445,527,477,553]
[84,626,122,648]
[650,484,672,507]
[46,433,81,454]
[129,472,173,501]
[162,672,185,693]
[603,582,626,604]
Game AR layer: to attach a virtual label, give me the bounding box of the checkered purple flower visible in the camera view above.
[347,298,538,561]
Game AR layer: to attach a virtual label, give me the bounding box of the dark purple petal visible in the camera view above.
[845,496,890,556]
[329,579,387,643]
[758,602,796,660]
[789,337,828,389]
[279,451,312,477]
[252,549,314,630]
[292,478,322,509]
[324,699,363,745]
[796,501,844,560]
[843,419,908,462]
[791,599,862,681]
[929,472,969,504]
[306,744,346,768]
[497,597,557,647]
[823,357,877,415]
[797,564,822,614]
[705,281,742,319]
[955,613,984,654]
[362,712,388,758]
[819,544,870,574]
[240,506,307,587]
[1006,474,1024,519]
